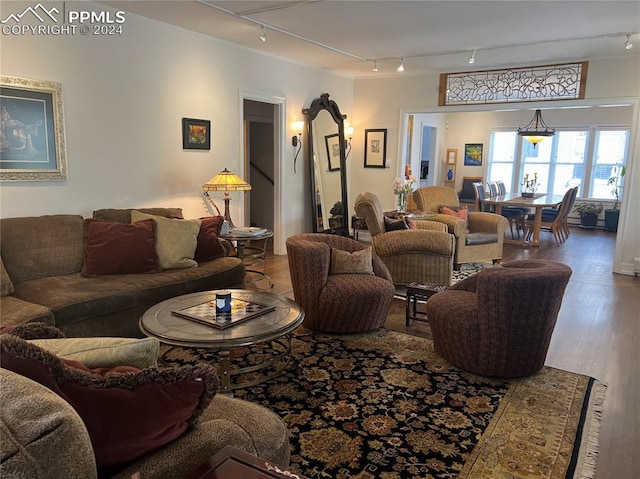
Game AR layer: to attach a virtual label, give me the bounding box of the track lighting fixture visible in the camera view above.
[468,50,476,64]
[259,25,266,42]
[625,34,633,50]
[397,58,405,72]
[372,60,378,72]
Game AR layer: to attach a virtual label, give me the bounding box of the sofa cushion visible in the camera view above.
[29,337,160,369]
[11,257,246,330]
[0,369,97,479]
[0,215,85,284]
[1,258,14,297]
[195,216,226,263]
[466,232,499,245]
[330,247,374,275]
[82,219,161,276]
[0,334,218,468]
[131,211,201,270]
[92,208,184,224]
[0,296,55,327]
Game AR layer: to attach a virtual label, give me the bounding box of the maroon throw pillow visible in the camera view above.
[82,219,160,276]
[0,335,218,468]
[195,216,226,263]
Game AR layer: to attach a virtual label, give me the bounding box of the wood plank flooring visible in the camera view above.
[247,227,639,479]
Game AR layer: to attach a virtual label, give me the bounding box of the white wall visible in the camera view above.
[0,3,353,253]
[352,57,640,274]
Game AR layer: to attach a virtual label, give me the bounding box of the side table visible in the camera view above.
[183,445,309,479]
[405,282,447,325]
[221,230,274,287]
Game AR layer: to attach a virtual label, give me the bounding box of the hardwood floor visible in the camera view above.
[249,228,640,479]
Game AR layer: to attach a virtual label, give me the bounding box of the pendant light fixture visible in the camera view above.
[517,109,555,148]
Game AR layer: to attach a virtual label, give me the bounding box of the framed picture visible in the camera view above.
[446,148,457,165]
[464,143,483,166]
[182,118,211,150]
[0,75,67,181]
[364,128,387,168]
[324,133,341,171]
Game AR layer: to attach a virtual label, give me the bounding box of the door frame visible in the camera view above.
[239,90,286,255]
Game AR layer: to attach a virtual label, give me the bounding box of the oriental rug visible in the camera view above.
[160,328,605,479]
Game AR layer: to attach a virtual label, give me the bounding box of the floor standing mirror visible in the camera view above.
[303,93,349,236]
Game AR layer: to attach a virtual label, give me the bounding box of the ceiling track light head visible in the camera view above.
[468,50,476,64]
[372,60,378,72]
[259,25,266,42]
[625,34,633,50]
[397,58,405,72]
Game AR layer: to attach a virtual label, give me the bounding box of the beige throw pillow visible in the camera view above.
[29,337,160,369]
[331,247,374,275]
[131,211,201,269]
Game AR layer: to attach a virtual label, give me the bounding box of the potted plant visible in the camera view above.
[573,202,603,229]
[604,166,626,232]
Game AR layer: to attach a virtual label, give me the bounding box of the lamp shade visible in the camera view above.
[202,168,251,192]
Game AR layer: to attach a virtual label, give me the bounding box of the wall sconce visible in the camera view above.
[345,125,354,160]
[292,120,304,173]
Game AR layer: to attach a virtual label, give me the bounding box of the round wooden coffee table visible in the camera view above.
[140,289,304,395]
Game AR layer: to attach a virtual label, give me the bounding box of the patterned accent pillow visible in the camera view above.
[330,247,374,275]
[131,211,201,269]
[0,334,218,469]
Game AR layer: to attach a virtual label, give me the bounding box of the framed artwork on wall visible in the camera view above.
[0,75,67,181]
[446,148,457,165]
[182,118,211,150]
[364,128,387,168]
[324,133,341,171]
[464,143,483,166]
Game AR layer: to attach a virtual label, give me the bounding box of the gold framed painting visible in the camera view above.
[0,75,67,181]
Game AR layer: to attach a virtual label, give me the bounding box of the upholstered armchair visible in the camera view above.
[425,260,573,378]
[354,192,455,286]
[412,186,508,269]
[286,233,395,333]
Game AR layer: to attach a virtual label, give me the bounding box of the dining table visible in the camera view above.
[484,192,565,246]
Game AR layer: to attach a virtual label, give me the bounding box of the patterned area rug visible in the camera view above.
[160,328,605,479]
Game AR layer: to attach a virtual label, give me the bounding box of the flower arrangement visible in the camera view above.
[521,172,539,197]
[393,176,416,212]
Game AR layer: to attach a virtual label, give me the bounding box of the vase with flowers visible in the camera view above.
[393,176,416,212]
[521,172,539,198]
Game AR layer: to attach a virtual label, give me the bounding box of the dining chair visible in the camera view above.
[493,180,527,239]
[524,187,577,246]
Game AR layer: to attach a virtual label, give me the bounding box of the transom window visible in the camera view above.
[487,128,629,201]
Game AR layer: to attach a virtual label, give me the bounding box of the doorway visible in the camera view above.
[240,92,285,255]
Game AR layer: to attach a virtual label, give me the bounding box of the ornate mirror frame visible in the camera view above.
[303,93,349,235]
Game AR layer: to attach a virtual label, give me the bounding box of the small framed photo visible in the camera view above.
[464,143,483,166]
[182,118,211,150]
[324,133,341,171]
[446,148,457,165]
[364,128,387,168]
[1,75,67,181]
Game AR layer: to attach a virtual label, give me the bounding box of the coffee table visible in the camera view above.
[140,289,304,395]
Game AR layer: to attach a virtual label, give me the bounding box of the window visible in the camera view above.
[488,128,629,200]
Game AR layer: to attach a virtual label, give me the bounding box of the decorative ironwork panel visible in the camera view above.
[439,62,588,106]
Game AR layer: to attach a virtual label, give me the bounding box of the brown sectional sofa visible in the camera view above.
[0,208,246,338]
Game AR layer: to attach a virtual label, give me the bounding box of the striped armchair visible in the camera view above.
[413,186,508,270]
[286,234,395,333]
[354,192,455,286]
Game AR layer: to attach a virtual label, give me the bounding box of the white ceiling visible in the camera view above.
[101,0,640,78]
